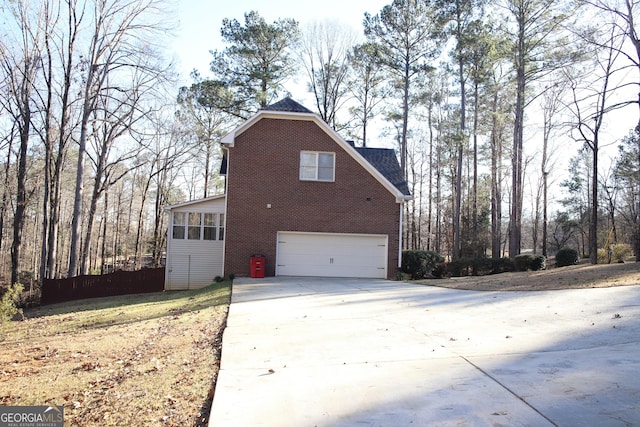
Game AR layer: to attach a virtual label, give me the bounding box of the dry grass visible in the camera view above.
[0,282,230,426]
[416,260,640,291]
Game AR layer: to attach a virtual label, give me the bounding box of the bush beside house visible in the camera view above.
[401,250,444,279]
[402,251,550,279]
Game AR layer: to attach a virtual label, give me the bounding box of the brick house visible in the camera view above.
[165,98,410,288]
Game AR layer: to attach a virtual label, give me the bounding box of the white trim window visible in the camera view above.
[172,212,186,239]
[204,213,224,241]
[172,212,224,241]
[188,212,202,240]
[300,151,335,182]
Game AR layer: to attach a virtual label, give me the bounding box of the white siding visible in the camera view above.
[165,196,226,290]
[167,241,224,289]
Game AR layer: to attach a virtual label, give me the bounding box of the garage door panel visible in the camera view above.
[276,232,387,278]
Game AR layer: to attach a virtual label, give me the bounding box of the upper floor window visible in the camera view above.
[300,151,335,182]
[172,212,224,241]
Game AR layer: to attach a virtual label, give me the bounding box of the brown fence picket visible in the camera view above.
[41,267,165,305]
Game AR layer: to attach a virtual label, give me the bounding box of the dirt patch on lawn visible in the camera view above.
[416,261,640,291]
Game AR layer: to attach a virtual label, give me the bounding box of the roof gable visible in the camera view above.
[262,97,312,113]
[221,98,411,202]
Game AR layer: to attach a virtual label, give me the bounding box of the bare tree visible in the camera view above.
[502,0,575,256]
[177,72,235,198]
[567,28,622,263]
[537,77,566,256]
[579,0,640,260]
[132,105,192,268]
[487,61,513,259]
[299,20,357,130]
[79,91,147,276]
[0,0,45,285]
[68,0,172,277]
[41,0,84,279]
[347,43,390,146]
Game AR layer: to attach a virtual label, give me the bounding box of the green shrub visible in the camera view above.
[0,283,24,323]
[445,257,514,277]
[432,262,447,278]
[473,258,495,275]
[514,254,530,271]
[514,254,546,271]
[401,250,444,279]
[491,257,515,273]
[446,258,473,277]
[555,248,579,267]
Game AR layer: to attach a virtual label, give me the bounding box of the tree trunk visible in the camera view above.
[453,55,466,260]
[11,107,30,286]
[543,171,548,257]
[510,7,527,258]
[427,102,434,251]
[435,133,442,255]
[100,190,109,274]
[637,123,640,261]
[490,91,501,259]
[0,142,12,265]
[401,65,409,181]
[80,131,109,275]
[590,143,598,264]
[68,74,93,277]
[472,79,479,257]
[49,1,78,278]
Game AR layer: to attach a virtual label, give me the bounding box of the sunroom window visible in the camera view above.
[172,212,224,241]
[188,212,202,240]
[172,212,186,239]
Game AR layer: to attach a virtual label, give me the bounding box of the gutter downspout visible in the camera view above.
[398,202,404,275]
[221,145,230,278]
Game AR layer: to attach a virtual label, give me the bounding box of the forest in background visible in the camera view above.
[1,0,639,287]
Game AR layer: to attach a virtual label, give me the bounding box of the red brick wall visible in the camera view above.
[224,117,402,279]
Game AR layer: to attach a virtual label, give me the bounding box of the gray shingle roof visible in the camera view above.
[263,97,313,113]
[355,147,411,196]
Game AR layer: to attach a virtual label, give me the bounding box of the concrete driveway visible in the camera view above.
[209,277,640,426]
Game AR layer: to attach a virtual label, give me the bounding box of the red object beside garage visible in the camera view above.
[250,255,265,278]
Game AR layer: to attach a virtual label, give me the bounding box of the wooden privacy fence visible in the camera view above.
[41,267,165,305]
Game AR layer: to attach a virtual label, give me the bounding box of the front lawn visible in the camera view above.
[0,282,231,426]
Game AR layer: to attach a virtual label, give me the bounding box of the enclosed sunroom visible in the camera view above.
[164,195,226,290]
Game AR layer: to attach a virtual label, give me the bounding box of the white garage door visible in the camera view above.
[276,232,388,278]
